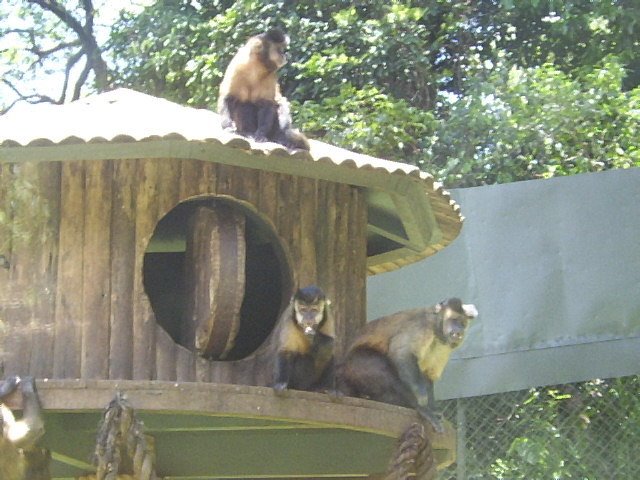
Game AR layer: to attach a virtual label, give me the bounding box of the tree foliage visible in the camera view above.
[2,0,640,187]
[105,0,640,187]
[487,377,640,479]
[480,0,640,90]
[430,57,640,186]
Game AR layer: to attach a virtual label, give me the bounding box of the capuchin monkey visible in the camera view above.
[273,285,335,393]
[0,376,48,480]
[0,376,44,449]
[217,28,310,150]
[338,298,478,432]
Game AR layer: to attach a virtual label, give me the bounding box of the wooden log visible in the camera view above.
[175,344,196,382]
[132,160,159,380]
[298,177,318,286]
[216,163,235,195]
[276,173,299,288]
[257,170,279,225]
[229,163,260,207]
[180,159,213,201]
[0,162,11,373]
[155,157,182,228]
[155,325,177,382]
[81,160,113,379]
[2,163,34,376]
[347,186,368,344]
[53,161,86,378]
[183,205,246,360]
[315,181,333,293]
[109,160,136,379]
[29,161,61,379]
[151,158,182,381]
[332,183,351,356]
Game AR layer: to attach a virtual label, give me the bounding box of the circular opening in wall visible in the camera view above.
[143,197,292,361]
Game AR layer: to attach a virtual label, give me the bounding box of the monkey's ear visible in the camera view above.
[434,303,443,314]
[462,304,478,318]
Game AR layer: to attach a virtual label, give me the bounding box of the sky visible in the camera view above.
[0,0,154,112]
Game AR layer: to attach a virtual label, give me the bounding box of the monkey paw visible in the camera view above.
[326,389,345,400]
[221,118,235,130]
[419,409,445,434]
[0,375,21,398]
[20,376,37,393]
[272,382,288,394]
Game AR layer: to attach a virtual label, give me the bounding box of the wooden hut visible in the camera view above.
[0,89,463,479]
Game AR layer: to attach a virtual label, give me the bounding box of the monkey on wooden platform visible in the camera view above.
[0,376,45,450]
[0,375,49,480]
[273,285,335,393]
[338,298,478,432]
[217,28,310,150]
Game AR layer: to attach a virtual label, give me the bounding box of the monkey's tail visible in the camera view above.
[275,96,310,151]
[278,128,310,151]
[383,422,436,480]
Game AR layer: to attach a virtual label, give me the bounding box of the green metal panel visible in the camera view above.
[44,412,395,478]
[367,168,640,398]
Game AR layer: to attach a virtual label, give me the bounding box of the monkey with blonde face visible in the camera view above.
[217,29,309,150]
[338,298,478,432]
[273,286,335,393]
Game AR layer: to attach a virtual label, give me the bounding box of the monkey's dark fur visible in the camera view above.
[217,29,309,150]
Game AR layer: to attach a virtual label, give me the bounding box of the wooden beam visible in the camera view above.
[23,380,453,442]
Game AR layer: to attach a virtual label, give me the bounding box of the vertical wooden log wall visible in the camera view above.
[0,158,367,386]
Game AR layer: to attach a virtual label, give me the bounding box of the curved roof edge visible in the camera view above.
[0,89,463,273]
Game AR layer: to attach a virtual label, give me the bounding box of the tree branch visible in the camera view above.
[26,0,109,95]
[82,0,95,34]
[72,57,92,101]
[27,0,92,45]
[60,49,85,104]
[1,79,59,114]
[30,40,82,60]
[3,28,36,36]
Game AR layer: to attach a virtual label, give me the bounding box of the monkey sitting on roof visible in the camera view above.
[217,29,310,150]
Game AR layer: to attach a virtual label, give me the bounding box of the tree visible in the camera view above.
[1,0,110,113]
[3,0,640,187]
[430,57,640,187]
[476,0,640,90]
[487,377,640,479]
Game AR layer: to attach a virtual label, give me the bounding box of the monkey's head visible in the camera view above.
[293,285,327,338]
[247,28,289,72]
[435,298,478,347]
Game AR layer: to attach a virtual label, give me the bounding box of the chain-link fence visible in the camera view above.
[437,375,640,479]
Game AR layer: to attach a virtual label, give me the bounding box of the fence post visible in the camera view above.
[456,398,466,479]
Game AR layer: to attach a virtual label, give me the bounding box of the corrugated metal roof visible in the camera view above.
[0,88,462,273]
